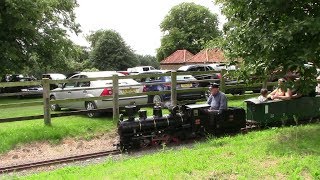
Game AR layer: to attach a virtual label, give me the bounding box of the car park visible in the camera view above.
[136,70,205,107]
[50,71,148,117]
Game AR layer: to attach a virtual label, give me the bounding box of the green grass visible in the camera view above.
[0,94,257,154]
[20,124,320,179]
[0,116,116,153]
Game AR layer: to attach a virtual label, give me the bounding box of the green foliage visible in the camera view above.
[0,0,81,76]
[136,54,160,69]
[216,0,320,95]
[157,2,221,61]
[89,29,139,71]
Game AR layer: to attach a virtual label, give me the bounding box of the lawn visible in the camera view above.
[0,94,258,153]
[20,123,320,179]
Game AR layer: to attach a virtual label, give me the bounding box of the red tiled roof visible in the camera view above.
[160,50,194,64]
[186,48,226,63]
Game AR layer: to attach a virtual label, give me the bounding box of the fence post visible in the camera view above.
[220,69,226,93]
[112,74,119,122]
[171,70,177,107]
[42,78,51,126]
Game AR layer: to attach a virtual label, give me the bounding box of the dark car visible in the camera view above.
[136,70,205,107]
[0,74,42,97]
[177,64,220,87]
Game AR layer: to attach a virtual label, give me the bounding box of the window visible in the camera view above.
[143,67,150,71]
[78,75,90,87]
[64,75,79,88]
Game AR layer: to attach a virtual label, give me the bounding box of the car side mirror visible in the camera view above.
[58,83,64,89]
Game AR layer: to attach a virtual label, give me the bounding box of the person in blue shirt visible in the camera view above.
[206,83,228,113]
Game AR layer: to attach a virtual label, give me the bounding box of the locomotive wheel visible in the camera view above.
[160,134,171,145]
[140,137,151,148]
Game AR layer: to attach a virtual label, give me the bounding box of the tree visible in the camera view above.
[157,2,221,61]
[217,0,320,95]
[0,0,80,75]
[89,30,139,71]
[136,54,160,69]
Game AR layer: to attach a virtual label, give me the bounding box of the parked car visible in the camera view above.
[127,66,156,75]
[136,70,205,107]
[177,64,220,87]
[207,63,237,71]
[50,71,148,117]
[0,74,43,97]
[42,73,67,90]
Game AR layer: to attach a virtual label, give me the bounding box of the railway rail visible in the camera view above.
[0,149,121,174]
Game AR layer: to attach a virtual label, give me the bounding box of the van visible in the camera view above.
[127,66,156,74]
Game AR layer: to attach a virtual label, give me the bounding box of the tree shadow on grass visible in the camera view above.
[266,124,320,156]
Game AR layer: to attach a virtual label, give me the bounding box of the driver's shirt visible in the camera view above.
[206,91,227,112]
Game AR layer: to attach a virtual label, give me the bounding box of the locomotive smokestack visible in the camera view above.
[153,105,162,118]
[125,105,136,121]
[138,110,147,120]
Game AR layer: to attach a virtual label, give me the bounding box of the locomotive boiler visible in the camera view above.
[117,104,246,150]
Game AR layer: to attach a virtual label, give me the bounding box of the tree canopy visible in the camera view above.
[88,30,139,71]
[157,2,221,61]
[0,0,80,76]
[217,0,320,94]
[136,54,160,69]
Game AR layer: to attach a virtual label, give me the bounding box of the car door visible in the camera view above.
[73,75,91,109]
[60,75,80,109]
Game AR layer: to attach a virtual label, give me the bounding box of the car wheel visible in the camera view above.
[85,101,99,118]
[50,96,61,111]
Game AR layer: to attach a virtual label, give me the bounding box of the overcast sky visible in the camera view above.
[69,0,226,56]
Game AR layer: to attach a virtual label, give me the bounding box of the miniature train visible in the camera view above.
[117,104,246,150]
[117,96,320,150]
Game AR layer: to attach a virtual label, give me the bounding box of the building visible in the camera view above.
[160,48,226,70]
[186,48,226,64]
[159,50,194,70]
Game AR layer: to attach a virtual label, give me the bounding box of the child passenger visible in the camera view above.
[258,88,268,102]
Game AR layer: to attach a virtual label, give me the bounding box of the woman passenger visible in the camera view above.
[267,78,292,100]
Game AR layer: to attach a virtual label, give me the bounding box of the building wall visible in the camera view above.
[160,64,184,70]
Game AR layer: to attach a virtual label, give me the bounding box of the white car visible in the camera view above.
[207,63,236,71]
[127,66,156,74]
[50,71,148,117]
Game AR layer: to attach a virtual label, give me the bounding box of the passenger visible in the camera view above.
[258,88,268,102]
[207,83,227,113]
[267,78,292,100]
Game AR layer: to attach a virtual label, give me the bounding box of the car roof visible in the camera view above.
[43,73,66,80]
[137,70,168,74]
[75,71,125,78]
[178,64,210,71]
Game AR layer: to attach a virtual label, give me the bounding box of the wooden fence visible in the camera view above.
[0,70,276,125]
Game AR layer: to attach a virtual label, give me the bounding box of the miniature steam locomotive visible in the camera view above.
[118,104,246,150]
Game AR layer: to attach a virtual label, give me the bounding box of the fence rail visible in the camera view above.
[0,70,273,125]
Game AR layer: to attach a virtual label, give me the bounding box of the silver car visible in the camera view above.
[50,71,148,117]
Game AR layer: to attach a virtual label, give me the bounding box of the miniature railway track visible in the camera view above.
[0,149,121,174]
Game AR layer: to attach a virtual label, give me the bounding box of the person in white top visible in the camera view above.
[258,88,268,102]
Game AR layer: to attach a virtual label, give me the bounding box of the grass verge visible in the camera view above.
[20,123,320,179]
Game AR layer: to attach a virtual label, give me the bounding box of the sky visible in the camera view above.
[69,0,227,56]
